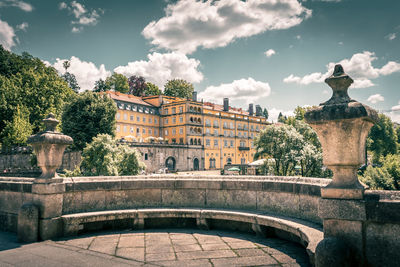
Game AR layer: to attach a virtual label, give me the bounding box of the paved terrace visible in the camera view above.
[0,229,310,267]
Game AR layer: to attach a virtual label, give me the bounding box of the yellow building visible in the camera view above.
[106,91,269,170]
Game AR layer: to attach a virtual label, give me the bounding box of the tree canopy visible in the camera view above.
[164,79,194,99]
[145,82,162,96]
[128,75,147,96]
[61,91,117,151]
[0,46,73,146]
[105,73,129,93]
[263,108,269,119]
[61,60,80,93]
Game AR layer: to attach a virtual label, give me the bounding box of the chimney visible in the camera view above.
[223,98,229,111]
[249,104,254,116]
[192,91,197,102]
[255,105,262,116]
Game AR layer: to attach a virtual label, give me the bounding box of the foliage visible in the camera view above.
[0,46,73,144]
[164,79,194,99]
[263,108,268,119]
[360,165,395,190]
[61,91,117,151]
[61,60,80,93]
[383,154,400,190]
[79,134,145,176]
[294,106,306,120]
[128,75,147,96]
[145,82,161,96]
[367,113,398,163]
[277,112,287,123]
[93,78,109,92]
[2,105,33,147]
[105,73,129,93]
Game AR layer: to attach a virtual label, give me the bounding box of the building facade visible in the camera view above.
[106,91,269,171]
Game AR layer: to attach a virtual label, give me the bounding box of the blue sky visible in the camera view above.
[1,0,400,122]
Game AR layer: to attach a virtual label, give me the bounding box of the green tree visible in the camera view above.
[61,91,117,151]
[0,46,73,144]
[254,124,304,176]
[263,108,269,119]
[145,82,161,96]
[381,154,400,190]
[80,134,145,176]
[105,73,129,93]
[367,113,398,163]
[2,105,33,147]
[277,112,284,123]
[294,106,306,120]
[61,60,80,93]
[128,75,147,96]
[93,78,109,92]
[360,165,395,190]
[164,79,194,99]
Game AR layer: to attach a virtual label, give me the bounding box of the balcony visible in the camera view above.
[238,146,250,151]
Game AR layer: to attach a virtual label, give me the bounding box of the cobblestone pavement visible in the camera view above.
[0,229,311,267]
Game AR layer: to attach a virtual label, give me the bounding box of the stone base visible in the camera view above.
[321,187,364,200]
[34,177,64,184]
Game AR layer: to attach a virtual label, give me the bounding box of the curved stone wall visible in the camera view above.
[61,175,330,224]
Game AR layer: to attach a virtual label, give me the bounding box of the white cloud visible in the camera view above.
[60,1,103,32]
[392,101,400,111]
[268,108,294,123]
[367,94,384,104]
[114,52,203,89]
[142,0,311,54]
[385,111,400,123]
[283,51,400,89]
[385,33,396,41]
[0,19,16,50]
[50,56,110,91]
[264,49,275,58]
[16,22,28,31]
[295,35,301,39]
[198,78,271,105]
[338,41,343,45]
[0,0,33,12]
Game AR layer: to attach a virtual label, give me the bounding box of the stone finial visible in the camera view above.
[27,114,73,182]
[304,65,378,200]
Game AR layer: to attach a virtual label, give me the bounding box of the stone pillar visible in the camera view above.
[305,65,378,266]
[19,114,73,241]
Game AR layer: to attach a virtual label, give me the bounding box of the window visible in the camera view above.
[251,133,254,139]
[230,122,234,129]
[179,106,183,113]
[143,117,146,122]
[149,129,152,135]
[205,119,211,126]
[136,128,140,134]
[256,126,259,131]
[214,140,218,147]
[223,122,228,128]
[154,129,158,136]
[116,125,120,132]
[149,118,152,123]
[224,140,228,147]
[172,128,176,135]
[116,113,120,120]
[126,105,131,111]
[164,109,168,115]
[165,118,168,124]
[251,125,254,131]
[130,127,134,133]
[206,139,210,146]
[138,107,143,112]
[145,108,149,114]
[142,128,146,134]
[230,140,234,147]
[230,131,234,137]
[240,140,245,147]
[244,132,248,138]
[224,130,227,136]
[155,118,158,124]
[172,117,176,123]
[130,115,134,121]
[238,132,242,137]
[165,130,168,136]
[214,129,218,136]
[132,105,137,112]
[179,128,183,134]
[179,116,183,123]
[227,158,232,165]
[214,121,219,127]
[179,138,184,144]
[206,128,210,135]
[172,107,176,114]
[137,116,140,121]
[123,125,127,132]
[209,158,216,168]
[145,153,148,160]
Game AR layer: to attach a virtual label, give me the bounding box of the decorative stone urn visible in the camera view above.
[27,113,73,182]
[305,64,378,199]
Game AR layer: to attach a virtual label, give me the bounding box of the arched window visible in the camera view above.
[227,158,232,165]
[194,139,198,145]
[190,138,193,145]
[198,139,201,145]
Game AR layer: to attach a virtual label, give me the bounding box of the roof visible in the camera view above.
[106,91,154,107]
[203,102,250,116]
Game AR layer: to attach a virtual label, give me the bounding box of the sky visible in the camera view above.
[1,0,400,123]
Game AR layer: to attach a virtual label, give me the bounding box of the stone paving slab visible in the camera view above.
[0,229,311,266]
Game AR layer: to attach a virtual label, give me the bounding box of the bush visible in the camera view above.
[78,134,145,176]
[360,165,395,190]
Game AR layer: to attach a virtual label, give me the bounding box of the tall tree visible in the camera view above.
[367,113,398,163]
[294,106,306,120]
[61,60,80,93]
[105,73,129,93]
[0,46,73,144]
[93,78,109,92]
[164,79,194,99]
[128,75,147,96]
[277,112,285,123]
[1,105,33,147]
[61,91,117,150]
[145,82,161,96]
[263,108,269,119]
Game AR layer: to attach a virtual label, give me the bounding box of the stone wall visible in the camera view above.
[0,144,204,175]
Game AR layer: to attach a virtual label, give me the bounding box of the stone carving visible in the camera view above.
[27,113,73,181]
[305,64,378,199]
